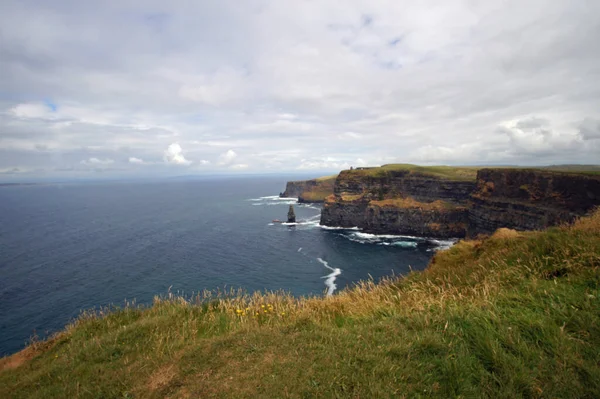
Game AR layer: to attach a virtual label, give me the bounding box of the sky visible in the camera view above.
[1,0,599,179]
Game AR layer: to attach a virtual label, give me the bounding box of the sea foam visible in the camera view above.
[317,258,341,296]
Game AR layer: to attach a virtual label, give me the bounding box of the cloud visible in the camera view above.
[218,149,237,165]
[579,118,600,141]
[128,157,145,164]
[1,0,599,177]
[230,163,249,169]
[81,157,114,165]
[163,143,191,165]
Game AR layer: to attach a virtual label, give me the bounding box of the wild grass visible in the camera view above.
[348,163,600,180]
[1,210,599,398]
[349,164,481,181]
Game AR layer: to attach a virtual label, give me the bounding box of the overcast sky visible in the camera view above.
[1,0,599,179]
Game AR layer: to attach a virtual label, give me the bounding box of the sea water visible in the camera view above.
[0,176,442,355]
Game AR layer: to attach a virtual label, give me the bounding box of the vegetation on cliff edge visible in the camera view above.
[1,210,599,398]
[348,164,480,181]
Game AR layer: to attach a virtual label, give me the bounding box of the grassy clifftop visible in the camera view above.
[346,164,600,181]
[2,211,599,398]
[348,164,480,181]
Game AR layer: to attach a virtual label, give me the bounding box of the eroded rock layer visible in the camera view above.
[318,167,600,238]
[469,169,600,234]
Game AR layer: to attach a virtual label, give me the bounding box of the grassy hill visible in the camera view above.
[1,211,599,398]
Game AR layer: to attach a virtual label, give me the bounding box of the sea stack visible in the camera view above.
[287,205,296,223]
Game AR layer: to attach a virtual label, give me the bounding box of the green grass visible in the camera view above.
[347,164,600,180]
[349,164,481,181]
[2,211,599,398]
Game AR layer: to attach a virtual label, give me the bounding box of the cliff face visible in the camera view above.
[320,166,600,238]
[281,180,319,198]
[321,169,475,237]
[281,176,336,203]
[333,169,475,204]
[469,169,600,234]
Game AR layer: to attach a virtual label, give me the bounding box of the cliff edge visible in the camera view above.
[281,175,336,203]
[320,164,600,238]
[321,165,478,238]
[469,168,600,234]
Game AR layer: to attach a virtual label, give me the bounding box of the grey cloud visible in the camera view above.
[1,0,599,179]
[579,118,600,141]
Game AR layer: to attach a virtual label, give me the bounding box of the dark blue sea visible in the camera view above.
[0,176,449,356]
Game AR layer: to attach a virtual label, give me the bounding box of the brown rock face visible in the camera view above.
[321,170,475,238]
[281,177,336,203]
[468,169,600,234]
[332,169,475,204]
[320,167,600,238]
[281,180,320,198]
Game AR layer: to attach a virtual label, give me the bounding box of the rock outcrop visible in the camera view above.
[319,165,600,238]
[468,169,600,234]
[321,168,476,238]
[280,176,336,203]
[287,205,296,223]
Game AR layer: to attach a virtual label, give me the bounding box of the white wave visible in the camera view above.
[319,225,360,231]
[298,247,302,252]
[429,239,458,250]
[387,241,418,248]
[261,195,298,201]
[253,201,298,206]
[317,258,341,296]
[298,204,321,210]
[281,222,298,226]
[352,232,420,240]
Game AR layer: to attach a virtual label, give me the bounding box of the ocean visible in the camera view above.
[0,176,448,356]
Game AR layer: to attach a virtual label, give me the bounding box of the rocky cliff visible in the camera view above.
[469,169,600,234]
[319,165,600,238]
[281,176,336,203]
[320,167,477,238]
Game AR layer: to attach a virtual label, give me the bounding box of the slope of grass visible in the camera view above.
[1,211,599,398]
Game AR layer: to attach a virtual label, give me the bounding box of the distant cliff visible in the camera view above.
[281,176,336,203]
[320,165,600,238]
[321,166,477,238]
[469,169,600,234]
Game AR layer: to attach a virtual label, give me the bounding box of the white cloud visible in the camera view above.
[230,163,249,169]
[337,132,362,139]
[81,157,114,165]
[128,157,145,164]
[1,0,599,177]
[163,143,191,165]
[218,149,237,165]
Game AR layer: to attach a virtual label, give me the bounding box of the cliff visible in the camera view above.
[469,168,600,234]
[321,165,478,237]
[281,175,336,203]
[320,164,600,238]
